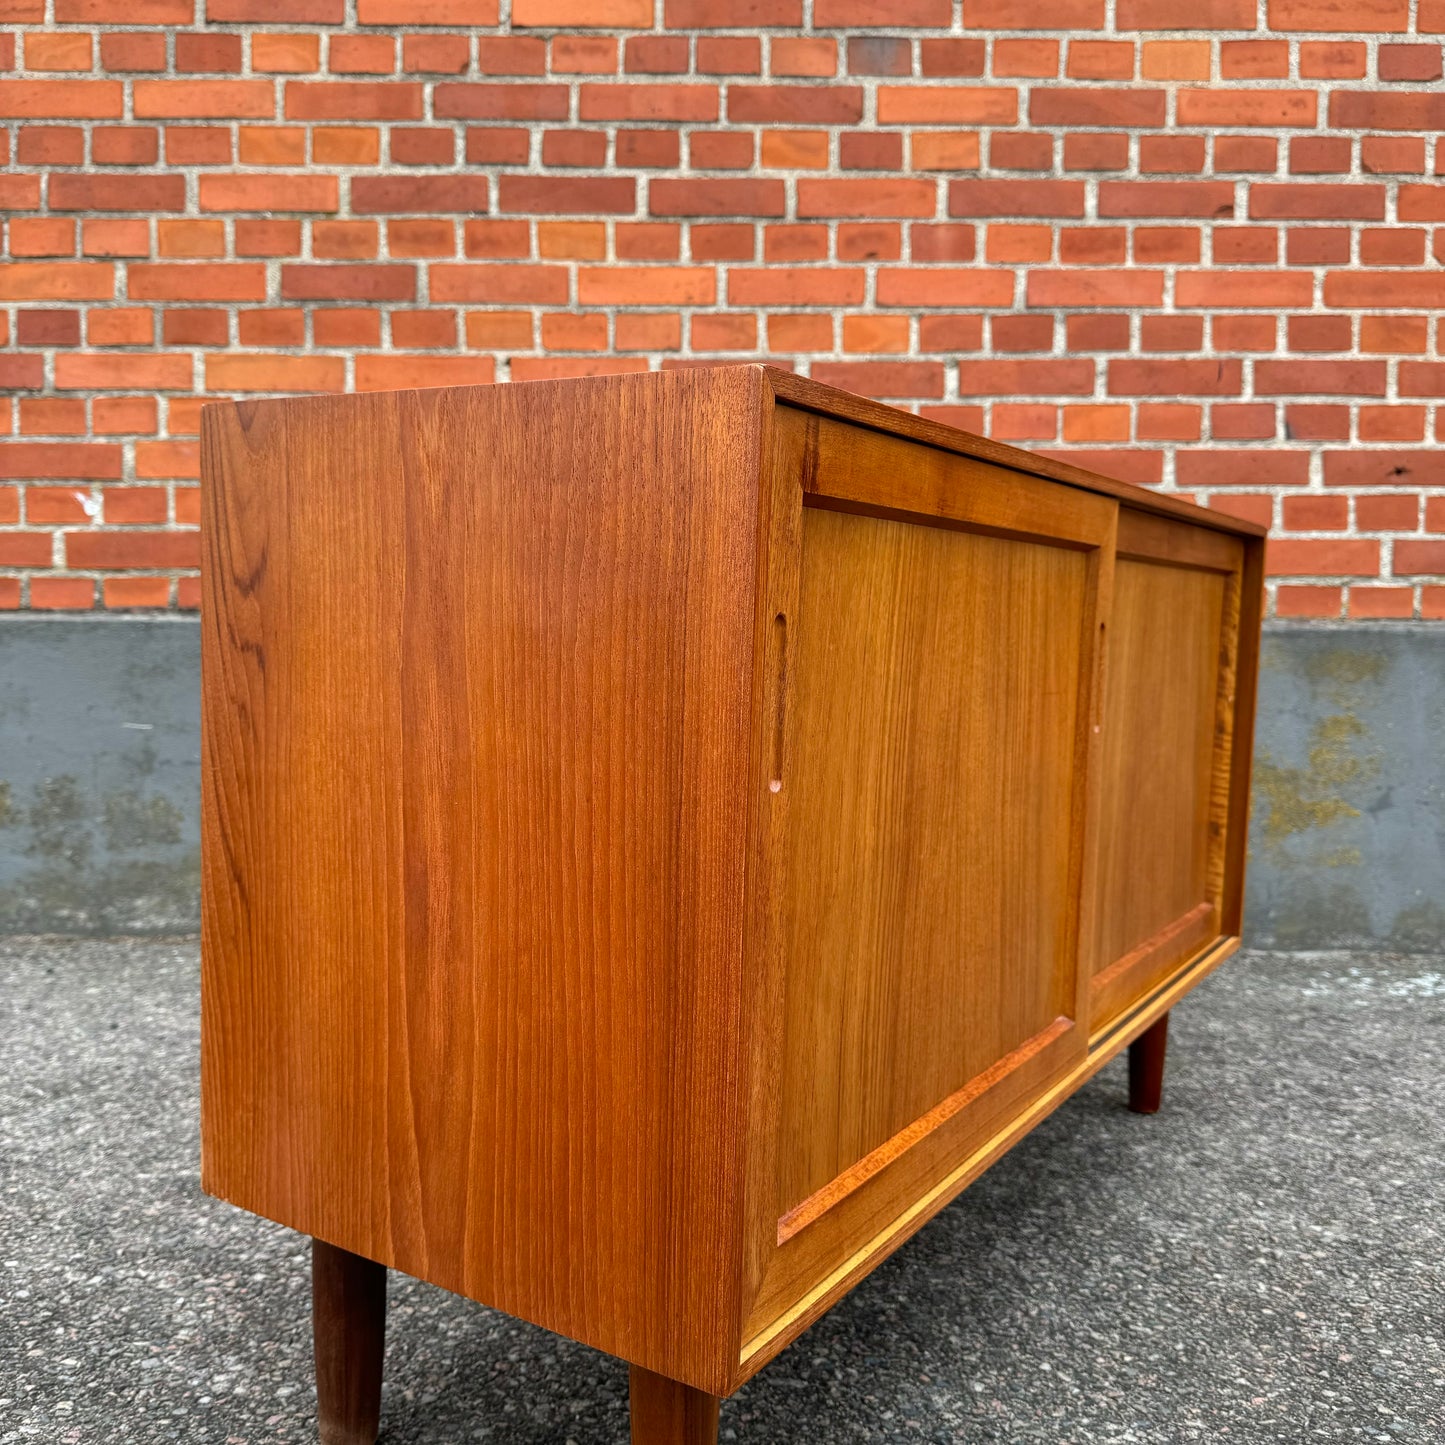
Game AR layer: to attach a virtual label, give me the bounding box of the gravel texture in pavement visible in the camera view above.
[2,937,1442,1444]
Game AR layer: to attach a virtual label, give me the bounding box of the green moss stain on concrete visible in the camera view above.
[27,775,93,869]
[1267,880,1374,951]
[1253,713,1380,861]
[1298,646,1388,706]
[1245,632,1437,951]
[1390,900,1445,953]
[0,773,198,934]
[102,790,184,851]
[0,852,200,935]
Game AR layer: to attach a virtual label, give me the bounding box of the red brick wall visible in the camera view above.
[3,2,1445,619]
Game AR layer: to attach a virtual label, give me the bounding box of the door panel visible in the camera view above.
[1088,512,1244,1032]
[777,504,1088,1218]
[739,405,1115,1358]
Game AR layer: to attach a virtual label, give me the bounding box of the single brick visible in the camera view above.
[727,84,862,124]
[253,33,322,73]
[279,263,416,300]
[329,34,397,74]
[200,175,339,212]
[352,175,492,213]
[1330,91,1445,130]
[625,36,689,75]
[1379,44,1443,82]
[877,268,1013,306]
[1117,0,1253,24]
[949,179,1085,216]
[698,37,761,75]
[1268,0,1407,32]
[18,126,86,165]
[0,80,124,118]
[1175,272,1312,307]
[497,176,633,214]
[1177,89,1316,127]
[1299,41,1366,78]
[1250,184,1386,220]
[1100,182,1235,218]
[837,223,901,260]
[1027,269,1164,307]
[965,0,1102,24]
[665,0,803,25]
[730,267,865,305]
[92,126,160,165]
[176,33,244,73]
[921,39,986,77]
[1109,358,1244,396]
[692,130,756,168]
[128,264,267,301]
[841,132,904,169]
[912,133,983,171]
[577,265,715,305]
[797,179,937,218]
[0,263,115,300]
[513,0,650,23]
[1139,135,1206,174]
[650,178,787,217]
[956,359,1094,394]
[1220,41,1290,79]
[877,86,1018,124]
[1030,88,1165,127]
[99,33,166,71]
[312,220,379,260]
[357,0,497,19]
[65,530,202,569]
[285,81,424,119]
[134,81,275,119]
[431,264,569,303]
[1363,137,1426,175]
[815,0,948,22]
[25,32,94,71]
[402,35,470,73]
[580,83,720,121]
[390,128,457,165]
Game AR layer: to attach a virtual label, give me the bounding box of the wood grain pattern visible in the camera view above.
[765,368,1265,541]
[738,935,1240,1380]
[776,504,1088,1211]
[738,399,1116,1352]
[201,367,766,1394]
[1220,534,1267,938]
[1089,550,1230,1029]
[629,1366,721,1445]
[313,1239,386,1445]
[200,365,1267,1418]
[1127,1012,1169,1116]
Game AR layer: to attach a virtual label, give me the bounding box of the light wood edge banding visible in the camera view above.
[736,933,1240,1385]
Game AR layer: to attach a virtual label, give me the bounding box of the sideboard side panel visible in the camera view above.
[200,369,764,1393]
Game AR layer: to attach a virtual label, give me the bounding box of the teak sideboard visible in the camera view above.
[200,365,1266,1444]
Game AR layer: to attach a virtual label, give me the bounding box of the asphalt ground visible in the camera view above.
[3,937,1442,1444]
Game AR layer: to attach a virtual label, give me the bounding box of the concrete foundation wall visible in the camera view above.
[0,616,1440,948]
[0,617,200,935]
[1248,624,1444,952]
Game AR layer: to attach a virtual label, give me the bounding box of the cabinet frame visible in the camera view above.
[727,370,1266,1387]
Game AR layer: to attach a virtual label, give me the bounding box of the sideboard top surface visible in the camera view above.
[202,363,1266,542]
[760,367,1266,539]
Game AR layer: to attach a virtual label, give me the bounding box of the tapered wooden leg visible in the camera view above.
[629,1364,720,1445]
[1128,1011,1169,1115]
[312,1239,386,1445]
